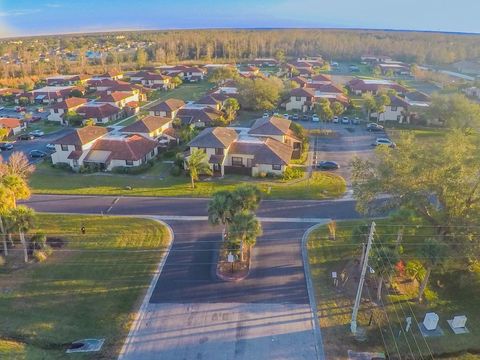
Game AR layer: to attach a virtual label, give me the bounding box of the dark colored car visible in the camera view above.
[29,150,47,158]
[17,134,35,141]
[366,123,384,132]
[0,143,14,151]
[317,161,340,170]
[300,114,309,121]
[30,116,42,122]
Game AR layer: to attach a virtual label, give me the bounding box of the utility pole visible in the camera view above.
[351,221,376,335]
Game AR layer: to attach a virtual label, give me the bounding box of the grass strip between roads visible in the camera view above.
[0,214,169,359]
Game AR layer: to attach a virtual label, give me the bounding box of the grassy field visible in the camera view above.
[148,81,213,102]
[308,220,480,359]
[0,214,169,359]
[29,162,346,200]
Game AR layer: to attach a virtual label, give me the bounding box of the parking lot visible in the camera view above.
[305,121,384,185]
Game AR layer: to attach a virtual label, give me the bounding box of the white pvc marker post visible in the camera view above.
[227,252,235,273]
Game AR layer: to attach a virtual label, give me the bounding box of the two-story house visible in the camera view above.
[97,91,139,109]
[149,98,185,118]
[48,97,88,124]
[121,115,176,142]
[75,103,122,124]
[371,95,410,123]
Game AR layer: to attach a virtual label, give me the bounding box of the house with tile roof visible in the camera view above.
[75,103,122,124]
[0,117,25,136]
[121,115,176,142]
[96,91,139,108]
[347,78,408,95]
[185,116,301,177]
[285,86,349,112]
[51,125,159,171]
[148,98,185,118]
[129,71,172,89]
[371,95,410,123]
[48,97,88,123]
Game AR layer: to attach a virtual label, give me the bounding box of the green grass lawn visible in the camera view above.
[308,220,480,359]
[149,82,214,103]
[29,162,346,200]
[0,214,169,359]
[23,120,63,135]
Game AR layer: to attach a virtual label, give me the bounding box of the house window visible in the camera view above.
[215,148,224,155]
[232,157,243,166]
[126,160,133,166]
[391,106,397,111]
[295,96,301,101]
[151,150,155,156]
[61,144,68,151]
[54,108,59,113]
[272,164,281,171]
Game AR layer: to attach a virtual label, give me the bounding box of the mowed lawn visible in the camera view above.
[0,214,170,359]
[29,162,347,200]
[148,81,214,102]
[308,221,480,359]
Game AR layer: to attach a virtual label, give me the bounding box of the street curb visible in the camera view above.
[301,221,329,360]
[117,218,174,360]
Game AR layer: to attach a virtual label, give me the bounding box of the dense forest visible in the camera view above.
[1,29,480,88]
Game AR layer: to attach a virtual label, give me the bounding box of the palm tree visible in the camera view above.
[417,238,446,302]
[370,246,399,301]
[0,185,14,257]
[231,184,262,214]
[208,191,234,238]
[9,206,35,263]
[229,211,262,262]
[186,149,212,189]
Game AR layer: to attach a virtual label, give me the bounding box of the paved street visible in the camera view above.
[22,194,366,359]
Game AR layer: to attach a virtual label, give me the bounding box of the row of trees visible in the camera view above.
[208,185,262,262]
[0,153,38,264]
[315,98,345,120]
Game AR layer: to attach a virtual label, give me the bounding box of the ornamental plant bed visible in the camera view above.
[216,244,251,282]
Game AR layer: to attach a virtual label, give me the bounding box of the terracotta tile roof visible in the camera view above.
[54,126,108,146]
[90,134,158,161]
[0,118,21,129]
[291,76,309,87]
[188,127,238,148]
[126,101,139,108]
[177,107,223,125]
[122,116,171,134]
[311,74,332,82]
[306,83,344,94]
[98,91,133,103]
[76,103,121,120]
[388,95,409,108]
[196,95,222,106]
[149,98,185,113]
[51,97,88,110]
[290,87,315,97]
[249,116,292,136]
[67,150,82,160]
[229,137,292,166]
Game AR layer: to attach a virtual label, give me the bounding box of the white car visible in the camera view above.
[312,115,320,122]
[341,117,350,124]
[283,113,289,119]
[262,112,269,118]
[46,143,56,151]
[374,138,396,148]
[333,116,339,123]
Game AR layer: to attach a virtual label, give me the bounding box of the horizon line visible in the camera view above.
[2,26,480,40]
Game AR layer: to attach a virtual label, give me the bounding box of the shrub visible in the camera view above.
[53,162,73,172]
[111,160,154,175]
[257,171,267,178]
[79,163,103,173]
[282,166,304,181]
[33,250,48,263]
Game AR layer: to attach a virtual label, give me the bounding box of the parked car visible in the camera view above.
[312,115,320,122]
[366,123,384,132]
[29,129,45,137]
[0,143,13,151]
[29,149,48,158]
[262,112,269,118]
[0,106,4,111]
[30,116,42,122]
[15,106,26,112]
[17,134,35,141]
[373,137,396,148]
[291,114,299,121]
[283,113,289,119]
[46,143,56,151]
[333,116,339,123]
[317,161,340,170]
[342,117,350,124]
[300,114,309,121]
[352,117,360,125]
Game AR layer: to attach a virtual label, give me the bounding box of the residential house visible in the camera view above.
[46,74,91,86]
[285,85,348,112]
[96,70,124,80]
[23,86,78,104]
[177,105,224,127]
[463,87,480,100]
[371,95,410,123]
[161,65,206,82]
[309,74,332,85]
[347,78,408,95]
[52,126,158,171]
[247,58,279,67]
[377,63,411,76]
[361,55,392,64]
[76,103,122,124]
[149,98,185,118]
[48,97,88,124]
[87,79,148,101]
[97,91,139,108]
[185,116,299,177]
[129,71,171,90]
[0,117,24,135]
[405,91,431,107]
[291,76,309,88]
[121,115,174,141]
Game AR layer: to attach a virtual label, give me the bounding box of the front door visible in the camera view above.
[247,158,253,168]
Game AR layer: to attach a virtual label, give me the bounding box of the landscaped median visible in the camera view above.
[307,220,480,359]
[29,162,347,200]
[0,214,170,359]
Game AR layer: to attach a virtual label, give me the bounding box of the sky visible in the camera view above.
[0,0,480,38]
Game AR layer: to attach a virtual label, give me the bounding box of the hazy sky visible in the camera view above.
[1,0,480,37]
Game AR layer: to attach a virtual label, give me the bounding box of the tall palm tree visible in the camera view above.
[0,185,14,257]
[186,149,212,189]
[229,211,262,262]
[208,191,234,238]
[417,238,446,302]
[231,185,262,214]
[9,206,35,263]
[370,246,399,301]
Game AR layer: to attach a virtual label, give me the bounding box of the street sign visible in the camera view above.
[227,253,235,263]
